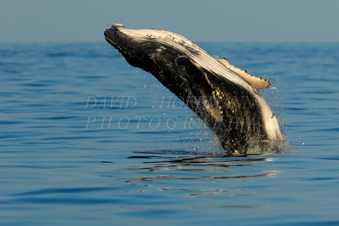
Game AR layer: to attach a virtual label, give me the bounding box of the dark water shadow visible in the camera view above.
[124,150,281,183]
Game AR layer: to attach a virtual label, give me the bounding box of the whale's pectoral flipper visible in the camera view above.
[175,56,223,122]
[217,58,270,89]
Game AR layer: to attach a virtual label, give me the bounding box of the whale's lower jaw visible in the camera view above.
[104,24,283,154]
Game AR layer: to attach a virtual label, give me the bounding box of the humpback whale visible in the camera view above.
[104,23,283,154]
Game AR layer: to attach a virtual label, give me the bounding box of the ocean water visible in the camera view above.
[1,42,339,225]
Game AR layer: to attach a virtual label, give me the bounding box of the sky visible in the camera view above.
[1,0,339,43]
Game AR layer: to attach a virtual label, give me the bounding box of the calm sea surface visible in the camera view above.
[1,42,339,225]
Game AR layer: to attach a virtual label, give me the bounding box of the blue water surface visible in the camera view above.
[0,42,339,225]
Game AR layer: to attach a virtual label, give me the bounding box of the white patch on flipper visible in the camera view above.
[217,58,270,89]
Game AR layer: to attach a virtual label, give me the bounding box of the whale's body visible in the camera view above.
[104,24,283,154]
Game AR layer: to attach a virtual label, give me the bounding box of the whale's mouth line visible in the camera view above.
[104,35,117,48]
[105,36,113,45]
[104,30,114,44]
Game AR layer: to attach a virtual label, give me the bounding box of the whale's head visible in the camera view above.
[104,24,172,68]
[104,24,201,71]
[104,24,143,66]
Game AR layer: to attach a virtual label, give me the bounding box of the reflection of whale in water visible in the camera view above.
[104,24,284,154]
[125,153,281,183]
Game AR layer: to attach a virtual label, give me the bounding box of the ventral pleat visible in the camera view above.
[175,56,223,122]
[189,71,223,122]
